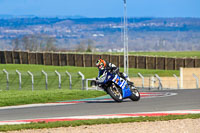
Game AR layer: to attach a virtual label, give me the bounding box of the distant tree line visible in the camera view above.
[0,17,63,27]
[75,39,95,52]
[12,35,57,51]
[12,35,95,52]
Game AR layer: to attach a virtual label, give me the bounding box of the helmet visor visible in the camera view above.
[98,64,104,70]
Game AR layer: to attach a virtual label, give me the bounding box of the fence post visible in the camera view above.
[66,53,69,66]
[55,70,61,89]
[86,79,89,91]
[19,52,22,64]
[4,51,7,64]
[42,70,48,90]
[12,51,15,64]
[78,71,85,90]
[43,52,46,65]
[65,71,72,89]
[28,52,30,64]
[155,74,162,90]
[27,71,34,91]
[192,74,199,89]
[16,70,22,90]
[3,69,9,90]
[86,78,96,90]
[59,52,61,66]
[173,74,180,89]
[51,52,53,66]
[83,54,86,67]
[138,73,144,89]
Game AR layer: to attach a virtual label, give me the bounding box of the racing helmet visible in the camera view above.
[96,59,106,70]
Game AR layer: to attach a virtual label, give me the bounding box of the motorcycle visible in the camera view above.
[96,70,140,102]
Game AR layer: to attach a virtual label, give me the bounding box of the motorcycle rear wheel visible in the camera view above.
[107,84,123,102]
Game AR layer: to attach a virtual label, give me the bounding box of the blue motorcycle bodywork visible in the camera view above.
[98,71,132,98]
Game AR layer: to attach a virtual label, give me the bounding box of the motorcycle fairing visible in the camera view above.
[112,75,132,98]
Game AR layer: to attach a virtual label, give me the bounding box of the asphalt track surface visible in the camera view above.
[0,89,200,122]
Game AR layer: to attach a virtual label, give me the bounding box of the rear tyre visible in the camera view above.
[130,88,140,101]
[107,84,123,102]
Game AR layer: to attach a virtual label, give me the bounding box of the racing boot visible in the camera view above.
[127,80,134,86]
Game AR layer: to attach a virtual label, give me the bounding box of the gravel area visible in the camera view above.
[4,118,200,133]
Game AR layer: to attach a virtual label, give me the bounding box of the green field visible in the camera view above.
[79,51,200,58]
[129,51,200,58]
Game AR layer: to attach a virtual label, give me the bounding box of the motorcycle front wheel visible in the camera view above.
[107,84,123,102]
[129,88,140,101]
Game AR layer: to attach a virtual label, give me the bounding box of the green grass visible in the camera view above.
[128,68,179,77]
[78,51,200,58]
[0,114,200,132]
[0,90,106,107]
[0,64,179,106]
[129,51,200,58]
[0,64,100,90]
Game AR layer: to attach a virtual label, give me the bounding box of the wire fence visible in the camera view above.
[0,70,83,91]
[0,69,199,91]
[130,73,200,90]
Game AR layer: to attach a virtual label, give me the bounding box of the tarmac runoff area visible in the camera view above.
[0,89,200,125]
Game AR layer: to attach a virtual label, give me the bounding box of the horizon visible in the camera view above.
[1,14,200,19]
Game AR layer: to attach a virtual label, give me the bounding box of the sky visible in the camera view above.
[0,0,199,18]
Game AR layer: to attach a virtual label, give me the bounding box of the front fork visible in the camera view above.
[101,82,122,95]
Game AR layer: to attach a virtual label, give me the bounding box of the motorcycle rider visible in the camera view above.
[96,59,133,86]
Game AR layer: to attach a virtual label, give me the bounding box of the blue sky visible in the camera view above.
[0,0,199,17]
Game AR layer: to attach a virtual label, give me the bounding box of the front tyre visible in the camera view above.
[130,88,140,101]
[107,84,123,102]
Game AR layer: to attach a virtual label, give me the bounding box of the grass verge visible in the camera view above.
[129,51,200,58]
[0,90,106,107]
[77,51,200,58]
[0,114,200,132]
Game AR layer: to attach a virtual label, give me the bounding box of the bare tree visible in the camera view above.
[12,34,57,51]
